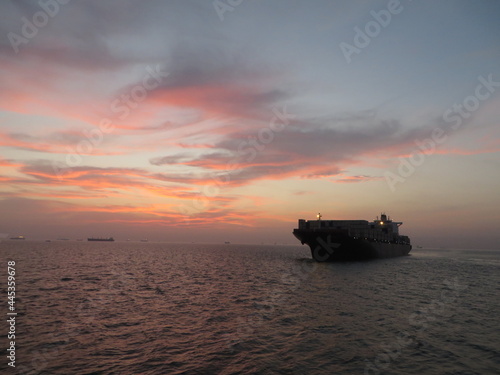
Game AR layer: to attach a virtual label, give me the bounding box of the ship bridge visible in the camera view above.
[296,213,408,244]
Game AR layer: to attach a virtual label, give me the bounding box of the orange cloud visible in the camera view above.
[0,158,22,168]
[332,174,383,183]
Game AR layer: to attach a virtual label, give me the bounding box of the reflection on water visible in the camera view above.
[1,242,498,374]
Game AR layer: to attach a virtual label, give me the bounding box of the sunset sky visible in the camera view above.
[0,0,499,248]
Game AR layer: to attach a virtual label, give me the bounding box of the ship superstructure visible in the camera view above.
[88,237,114,242]
[293,213,411,261]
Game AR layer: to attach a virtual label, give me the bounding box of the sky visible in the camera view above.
[0,0,499,248]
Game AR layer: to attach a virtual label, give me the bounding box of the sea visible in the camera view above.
[0,241,499,375]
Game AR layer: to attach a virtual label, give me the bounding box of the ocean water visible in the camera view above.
[0,241,499,375]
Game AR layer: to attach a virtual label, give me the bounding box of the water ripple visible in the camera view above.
[0,242,498,374]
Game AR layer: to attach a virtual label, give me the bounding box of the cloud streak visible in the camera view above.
[149,113,476,187]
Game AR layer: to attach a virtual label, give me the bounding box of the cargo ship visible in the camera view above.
[293,213,411,261]
[88,237,114,242]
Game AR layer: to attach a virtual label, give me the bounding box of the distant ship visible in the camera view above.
[293,213,411,261]
[10,235,25,240]
[88,237,114,242]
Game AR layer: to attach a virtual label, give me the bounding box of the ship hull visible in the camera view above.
[293,229,411,262]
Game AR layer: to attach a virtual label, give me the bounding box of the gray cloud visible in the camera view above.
[148,110,465,186]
